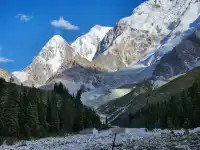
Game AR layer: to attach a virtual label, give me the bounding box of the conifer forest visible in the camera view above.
[130,78,200,130]
[0,78,102,141]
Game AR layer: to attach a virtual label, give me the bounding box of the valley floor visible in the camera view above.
[1,127,200,150]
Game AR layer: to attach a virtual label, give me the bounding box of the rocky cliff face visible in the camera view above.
[93,25,157,70]
[71,25,112,61]
[0,69,20,84]
[13,35,75,87]
[13,25,112,87]
[153,25,200,80]
[0,68,11,82]
[93,0,200,71]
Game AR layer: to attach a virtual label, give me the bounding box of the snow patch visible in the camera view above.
[71,26,112,61]
[48,50,62,73]
[82,88,132,108]
[12,71,29,83]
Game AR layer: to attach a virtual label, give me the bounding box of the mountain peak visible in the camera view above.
[45,35,71,49]
[71,25,112,61]
[13,34,76,87]
[92,25,104,30]
[121,0,199,34]
[50,35,64,41]
[94,24,102,28]
[91,25,111,31]
[48,35,68,44]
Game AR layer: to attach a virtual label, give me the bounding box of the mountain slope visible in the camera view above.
[0,68,11,82]
[0,68,20,84]
[13,25,112,87]
[42,60,107,94]
[93,0,200,71]
[153,25,200,80]
[97,25,200,122]
[44,0,200,107]
[111,66,200,127]
[13,35,79,87]
[71,25,112,61]
[99,25,200,124]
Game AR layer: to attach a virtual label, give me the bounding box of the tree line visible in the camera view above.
[129,78,200,130]
[0,78,102,142]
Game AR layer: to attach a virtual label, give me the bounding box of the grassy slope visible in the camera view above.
[106,67,200,126]
[97,80,151,118]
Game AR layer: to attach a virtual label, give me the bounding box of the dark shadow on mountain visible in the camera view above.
[190,16,200,28]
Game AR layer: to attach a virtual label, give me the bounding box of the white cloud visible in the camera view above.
[0,57,14,63]
[51,16,79,30]
[0,46,14,63]
[16,14,32,22]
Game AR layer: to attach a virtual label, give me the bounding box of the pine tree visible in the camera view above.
[167,118,174,130]
[24,124,31,139]
[23,88,40,137]
[183,118,190,134]
[75,89,83,106]
[57,82,64,94]
[0,85,20,137]
[60,98,74,133]
[79,108,84,130]
[128,113,133,125]
[105,117,108,125]
[0,80,102,139]
[47,93,60,133]
[53,83,58,92]
[18,87,26,137]
[37,91,48,136]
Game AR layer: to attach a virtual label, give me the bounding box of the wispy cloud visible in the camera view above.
[0,46,14,63]
[51,16,79,30]
[16,14,32,22]
[0,57,14,63]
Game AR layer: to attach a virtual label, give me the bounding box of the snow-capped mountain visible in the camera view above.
[0,69,20,84]
[71,25,112,61]
[93,0,200,71]
[13,35,76,87]
[11,0,200,112]
[41,0,200,109]
[47,0,199,86]
[13,25,112,87]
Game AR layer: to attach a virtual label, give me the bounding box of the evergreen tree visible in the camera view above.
[53,83,58,92]
[105,117,108,125]
[75,89,83,106]
[130,78,200,130]
[47,93,60,133]
[23,88,40,137]
[128,113,134,125]
[18,87,26,137]
[167,118,174,130]
[0,85,20,137]
[183,118,190,134]
[0,80,102,140]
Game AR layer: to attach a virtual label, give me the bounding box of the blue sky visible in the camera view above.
[0,0,145,72]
